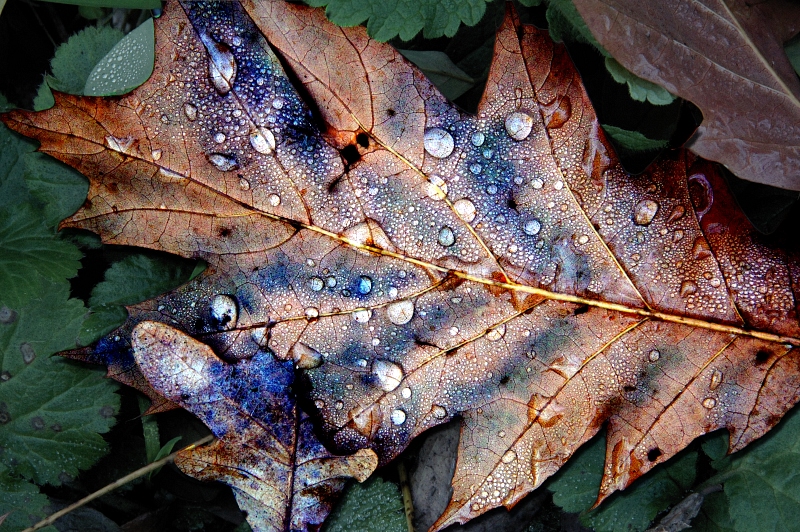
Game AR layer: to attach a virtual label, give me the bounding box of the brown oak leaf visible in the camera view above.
[3,0,800,531]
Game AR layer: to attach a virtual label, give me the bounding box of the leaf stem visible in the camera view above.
[21,434,215,532]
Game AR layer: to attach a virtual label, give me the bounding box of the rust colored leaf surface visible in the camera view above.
[570,0,800,191]
[4,1,800,531]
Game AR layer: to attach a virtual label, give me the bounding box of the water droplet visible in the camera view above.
[667,205,685,223]
[680,280,698,297]
[20,343,35,364]
[710,370,723,390]
[672,229,684,242]
[554,180,564,190]
[250,127,276,154]
[438,226,455,247]
[213,132,226,144]
[505,111,534,141]
[290,342,323,369]
[577,234,589,245]
[710,278,721,288]
[427,175,448,200]
[532,178,543,189]
[208,153,237,171]
[209,294,238,329]
[239,177,251,191]
[692,237,712,260]
[353,309,372,323]
[391,409,407,425]
[268,194,281,207]
[501,450,517,463]
[633,199,659,226]
[449,326,459,336]
[469,163,482,174]
[702,397,717,409]
[387,300,414,325]
[309,277,324,291]
[151,149,162,161]
[486,323,506,341]
[648,349,660,362]
[357,275,373,294]
[454,199,476,223]
[105,135,133,154]
[326,276,337,288]
[160,114,170,124]
[305,307,319,319]
[523,219,541,236]
[272,99,284,109]
[401,387,412,399]
[471,132,485,146]
[373,359,404,391]
[486,184,498,195]
[201,33,237,95]
[183,103,197,121]
[432,405,447,418]
[424,128,455,158]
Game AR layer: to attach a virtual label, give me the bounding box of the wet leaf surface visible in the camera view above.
[4,0,800,530]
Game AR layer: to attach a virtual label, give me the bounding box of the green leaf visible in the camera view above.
[306,0,492,41]
[398,49,475,100]
[604,57,675,106]
[323,476,406,532]
[85,18,156,96]
[33,0,159,9]
[139,395,161,464]
[148,436,182,479]
[545,0,602,48]
[47,25,124,94]
[0,465,56,532]
[547,434,697,532]
[602,124,668,153]
[33,82,55,111]
[0,93,14,113]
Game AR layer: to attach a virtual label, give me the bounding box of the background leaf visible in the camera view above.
[84,17,155,96]
[46,25,124,94]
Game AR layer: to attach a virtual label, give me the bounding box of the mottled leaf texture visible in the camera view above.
[3,1,800,531]
[569,0,800,191]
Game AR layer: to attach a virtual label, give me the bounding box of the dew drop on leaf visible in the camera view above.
[250,127,276,154]
[680,280,698,297]
[391,408,407,425]
[208,153,237,171]
[387,300,414,325]
[309,277,324,291]
[20,342,36,364]
[423,128,455,158]
[372,359,404,391]
[702,397,717,409]
[438,226,455,247]
[523,219,541,236]
[357,275,373,295]
[648,349,661,362]
[471,131,485,146]
[213,132,226,143]
[633,199,659,226]
[501,450,517,463]
[504,111,534,141]
[710,369,723,390]
[268,193,281,207]
[353,309,372,323]
[210,294,238,329]
[401,387,412,399]
[454,198,477,222]
[183,102,197,121]
[201,33,237,95]
[431,405,447,418]
[290,342,324,369]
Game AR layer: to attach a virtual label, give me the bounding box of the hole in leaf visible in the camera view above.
[340,144,361,166]
[647,447,662,461]
[356,132,369,148]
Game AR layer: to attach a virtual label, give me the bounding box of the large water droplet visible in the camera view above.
[438,226,455,247]
[469,163,482,175]
[710,369,723,390]
[250,127,276,154]
[486,323,506,341]
[648,349,661,362]
[431,405,447,418]
[424,128,455,158]
[268,194,281,207]
[309,277,324,291]
[391,408,407,425]
[454,198,476,223]
[105,135,133,154]
[667,205,685,223]
[213,132,226,144]
[183,103,198,121]
[633,199,659,226]
[501,450,517,463]
[387,300,414,325]
[401,387,412,399]
[151,149,162,161]
[353,309,372,323]
[209,294,238,329]
[290,342,323,369]
[505,111,534,141]
[692,237,712,260]
[208,153,237,171]
[471,131,485,146]
[373,359,404,391]
[523,219,541,236]
[357,275,373,295]
[680,280,698,297]
[304,307,319,319]
[201,33,237,95]
[702,397,717,409]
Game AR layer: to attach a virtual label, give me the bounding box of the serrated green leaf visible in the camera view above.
[323,476,406,532]
[605,57,675,106]
[548,434,697,532]
[0,465,56,532]
[47,25,124,94]
[398,49,475,100]
[33,82,55,111]
[307,0,491,41]
[85,18,155,96]
[602,124,668,153]
[545,0,601,48]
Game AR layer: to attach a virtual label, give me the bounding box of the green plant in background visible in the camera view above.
[2,0,800,530]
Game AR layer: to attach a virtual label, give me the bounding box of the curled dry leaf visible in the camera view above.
[570,0,800,191]
[3,0,800,530]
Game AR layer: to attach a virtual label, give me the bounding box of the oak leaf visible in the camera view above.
[3,0,800,531]
[570,0,800,191]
